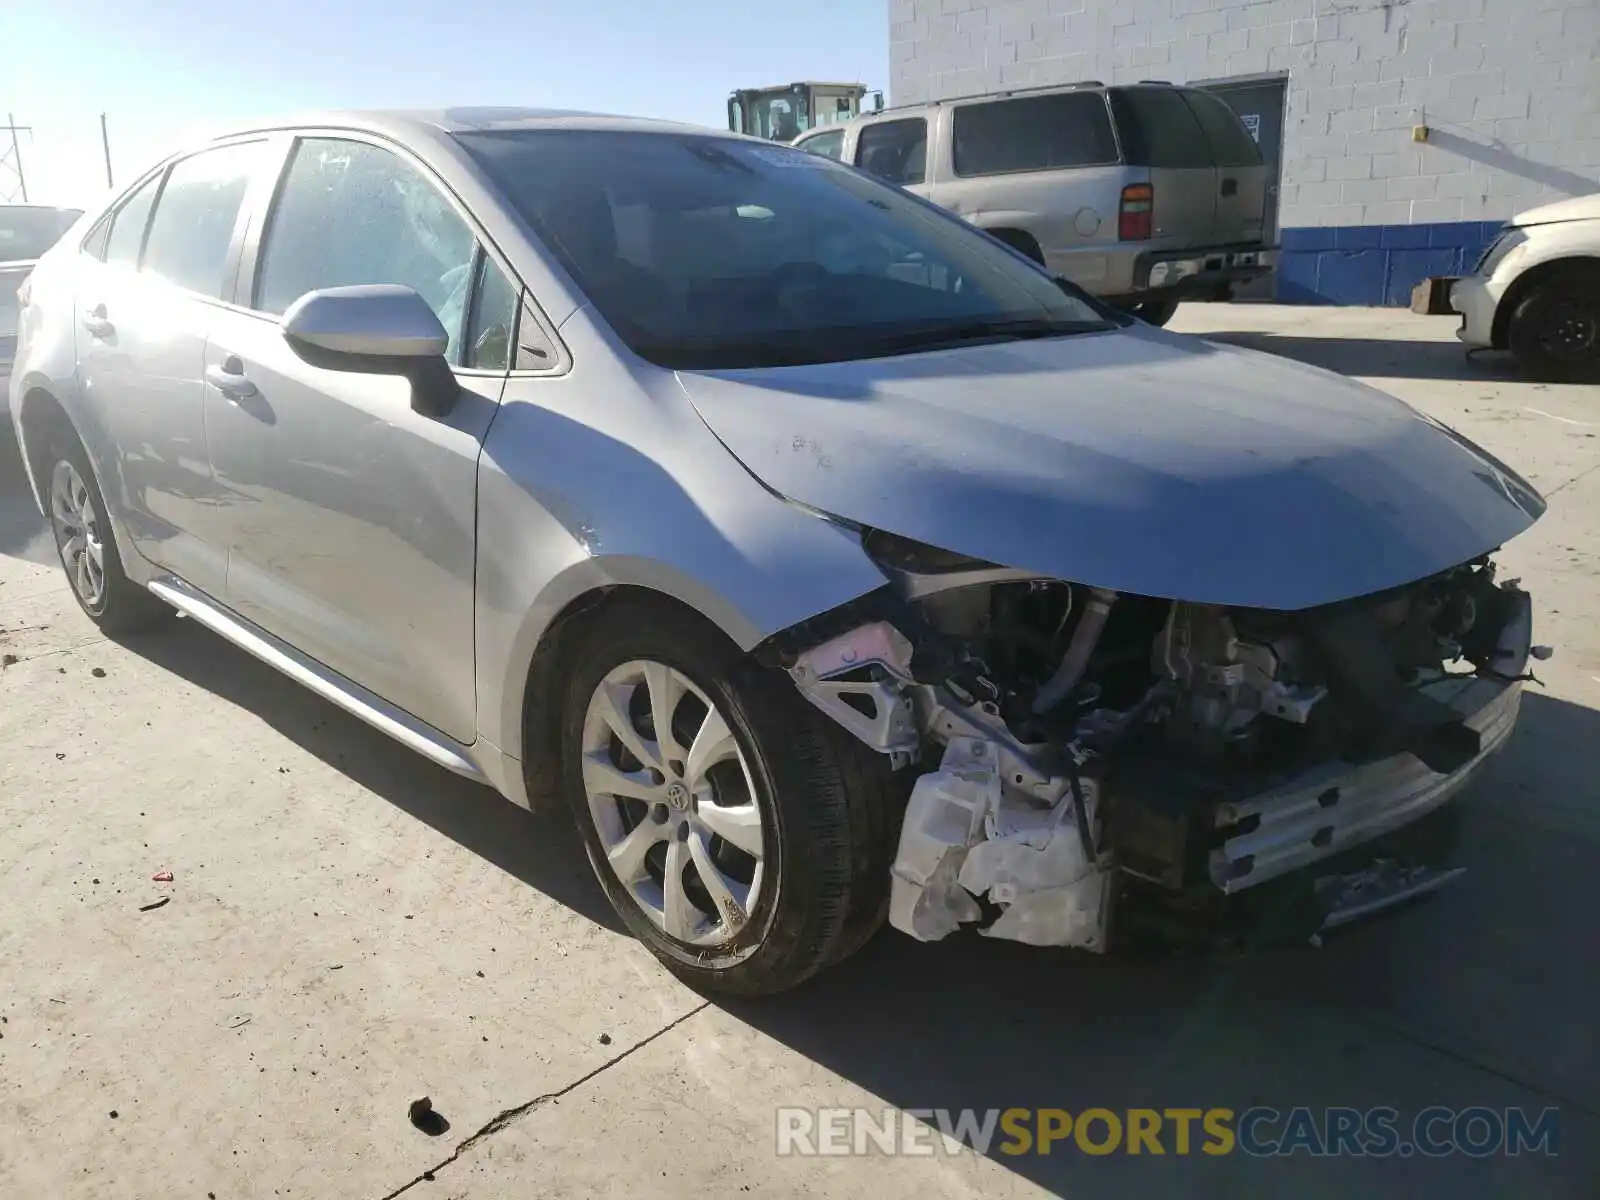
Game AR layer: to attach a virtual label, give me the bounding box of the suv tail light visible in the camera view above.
[1119,184,1154,241]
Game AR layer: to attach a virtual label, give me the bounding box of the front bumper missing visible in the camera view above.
[1211,675,1521,893]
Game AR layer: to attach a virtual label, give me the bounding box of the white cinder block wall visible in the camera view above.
[889,0,1600,304]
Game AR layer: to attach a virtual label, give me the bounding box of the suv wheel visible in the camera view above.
[1508,274,1600,382]
[559,600,906,996]
[45,437,171,634]
[1129,298,1180,327]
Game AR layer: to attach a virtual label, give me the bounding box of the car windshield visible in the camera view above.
[0,207,81,263]
[455,129,1121,369]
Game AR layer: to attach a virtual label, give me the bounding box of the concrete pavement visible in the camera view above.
[2,304,1597,1198]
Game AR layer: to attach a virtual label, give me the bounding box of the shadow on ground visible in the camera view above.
[117,618,621,933]
[122,611,1600,1198]
[1201,330,1522,382]
[0,421,54,563]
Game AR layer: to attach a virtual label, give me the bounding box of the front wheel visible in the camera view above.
[1508,275,1600,382]
[559,600,906,996]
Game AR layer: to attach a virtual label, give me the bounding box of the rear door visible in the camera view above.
[1181,87,1268,246]
[74,141,265,594]
[1107,87,1215,248]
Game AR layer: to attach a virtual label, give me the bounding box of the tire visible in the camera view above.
[558,599,908,996]
[1128,297,1180,327]
[1507,275,1600,382]
[988,228,1046,266]
[43,433,171,634]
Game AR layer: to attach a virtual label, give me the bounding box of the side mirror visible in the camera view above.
[281,284,459,418]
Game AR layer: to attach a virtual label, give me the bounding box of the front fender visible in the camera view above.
[473,310,889,766]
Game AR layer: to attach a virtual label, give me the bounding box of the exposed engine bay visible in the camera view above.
[769,530,1548,951]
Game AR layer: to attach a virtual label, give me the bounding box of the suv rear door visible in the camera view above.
[1179,87,1267,246]
[1106,86,1216,248]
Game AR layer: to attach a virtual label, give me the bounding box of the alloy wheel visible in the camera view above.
[580,660,766,946]
[50,459,106,609]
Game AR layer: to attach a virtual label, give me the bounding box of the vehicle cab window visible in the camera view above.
[140,141,263,298]
[855,119,927,186]
[254,137,485,364]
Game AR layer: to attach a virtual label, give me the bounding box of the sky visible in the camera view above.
[1,0,889,208]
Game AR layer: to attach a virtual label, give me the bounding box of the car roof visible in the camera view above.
[219,107,724,143]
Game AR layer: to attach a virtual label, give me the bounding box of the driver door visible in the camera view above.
[204,135,518,743]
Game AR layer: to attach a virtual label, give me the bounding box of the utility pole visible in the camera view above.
[2,113,32,203]
[100,113,114,189]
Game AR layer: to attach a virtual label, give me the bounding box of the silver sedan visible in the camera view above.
[9,110,1545,994]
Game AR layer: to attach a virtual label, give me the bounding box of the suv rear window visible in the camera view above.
[1180,89,1263,168]
[1107,87,1211,169]
[953,92,1119,177]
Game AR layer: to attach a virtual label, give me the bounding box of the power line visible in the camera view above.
[2,114,32,203]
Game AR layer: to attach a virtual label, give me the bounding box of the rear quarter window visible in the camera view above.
[1180,89,1263,169]
[952,92,1120,177]
[1108,87,1212,169]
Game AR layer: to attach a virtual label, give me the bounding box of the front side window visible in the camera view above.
[464,253,520,370]
[103,174,162,268]
[797,130,845,161]
[255,137,476,360]
[953,93,1120,177]
[855,119,927,186]
[457,130,1119,371]
[141,141,263,298]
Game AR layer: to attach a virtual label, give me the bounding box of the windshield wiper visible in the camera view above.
[852,316,1114,355]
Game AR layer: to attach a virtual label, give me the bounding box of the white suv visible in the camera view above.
[1451,194,1600,381]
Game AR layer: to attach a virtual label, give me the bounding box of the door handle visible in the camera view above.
[1220,177,1239,196]
[81,304,114,338]
[205,356,258,400]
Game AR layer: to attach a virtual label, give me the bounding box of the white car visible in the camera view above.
[1451,193,1600,381]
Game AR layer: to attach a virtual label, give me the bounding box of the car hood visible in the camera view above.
[1512,193,1600,228]
[675,325,1544,611]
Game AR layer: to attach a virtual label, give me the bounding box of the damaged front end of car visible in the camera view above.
[761,529,1548,953]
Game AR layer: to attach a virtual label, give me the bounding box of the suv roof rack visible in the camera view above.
[873,78,1108,115]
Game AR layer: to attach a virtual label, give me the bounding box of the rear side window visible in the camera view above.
[952,92,1119,177]
[1108,88,1211,169]
[798,129,845,161]
[103,174,162,268]
[855,119,927,186]
[1180,90,1262,168]
[141,141,263,298]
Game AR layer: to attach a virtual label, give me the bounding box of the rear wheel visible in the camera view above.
[45,437,170,634]
[559,600,907,996]
[1127,297,1180,327]
[1508,275,1600,382]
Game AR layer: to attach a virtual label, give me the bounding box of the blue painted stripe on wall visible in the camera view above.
[1276,221,1505,305]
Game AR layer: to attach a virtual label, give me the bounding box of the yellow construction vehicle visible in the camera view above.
[727,82,883,142]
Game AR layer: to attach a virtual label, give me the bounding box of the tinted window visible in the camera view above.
[464,253,519,370]
[256,137,476,360]
[953,92,1119,176]
[104,175,161,268]
[855,119,927,186]
[1181,89,1263,169]
[1108,88,1211,169]
[798,130,845,161]
[0,207,80,262]
[141,142,261,298]
[456,130,1116,371]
